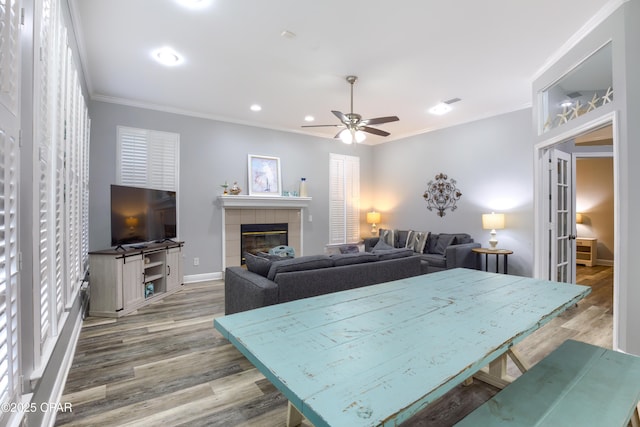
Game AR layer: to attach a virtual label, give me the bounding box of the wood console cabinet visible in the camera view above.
[89,241,184,317]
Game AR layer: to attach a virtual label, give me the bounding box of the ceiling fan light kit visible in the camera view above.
[301,75,399,143]
[339,128,366,144]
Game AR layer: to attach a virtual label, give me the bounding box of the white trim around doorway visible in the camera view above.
[533,110,620,350]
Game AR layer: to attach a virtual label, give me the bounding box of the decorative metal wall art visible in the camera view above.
[423,173,462,217]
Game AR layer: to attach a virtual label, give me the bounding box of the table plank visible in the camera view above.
[215,268,590,427]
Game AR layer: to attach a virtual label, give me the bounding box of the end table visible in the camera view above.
[472,248,513,274]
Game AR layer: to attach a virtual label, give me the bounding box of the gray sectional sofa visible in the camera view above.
[364,229,480,273]
[224,250,423,314]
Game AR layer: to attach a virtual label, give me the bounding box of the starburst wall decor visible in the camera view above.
[423,173,462,217]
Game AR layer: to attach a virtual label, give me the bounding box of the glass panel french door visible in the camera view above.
[546,149,575,283]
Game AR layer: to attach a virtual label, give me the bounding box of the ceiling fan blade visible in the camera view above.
[362,116,399,126]
[361,126,390,137]
[332,110,349,124]
[301,124,342,128]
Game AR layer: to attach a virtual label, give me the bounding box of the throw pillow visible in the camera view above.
[373,239,394,251]
[379,228,396,247]
[427,233,438,254]
[405,230,416,248]
[409,231,430,253]
[433,234,455,255]
[244,252,272,277]
[339,244,360,254]
[256,251,282,261]
[396,230,410,248]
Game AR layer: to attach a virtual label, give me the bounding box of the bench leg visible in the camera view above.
[287,401,303,427]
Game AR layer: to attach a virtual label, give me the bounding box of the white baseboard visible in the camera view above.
[45,306,84,427]
[184,272,223,283]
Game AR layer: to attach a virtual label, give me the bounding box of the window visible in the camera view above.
[117,126,179,191]
[329,153,360,244]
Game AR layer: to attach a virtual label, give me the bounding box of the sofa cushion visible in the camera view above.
[373,238,394,251]
[331,252,379,266]
[433,234,456,255]
[419,253,447,269]
[374,247,415,260]
[379,228,396,247]
[244,252,272,277]
[267,255,334,281]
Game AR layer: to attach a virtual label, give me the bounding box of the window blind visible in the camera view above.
[329,153,360,244]
[117,126,179,191]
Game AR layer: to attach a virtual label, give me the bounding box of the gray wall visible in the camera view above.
[88,100,375,276]
[372,109,534,277]
[89,101,535,279]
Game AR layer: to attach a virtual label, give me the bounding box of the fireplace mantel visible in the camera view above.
[218,195,311,209]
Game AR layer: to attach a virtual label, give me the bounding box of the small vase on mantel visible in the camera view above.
[299,178,308,197]
[229,181,241,195]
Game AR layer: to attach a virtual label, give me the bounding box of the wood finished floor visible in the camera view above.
[55,265,613,426]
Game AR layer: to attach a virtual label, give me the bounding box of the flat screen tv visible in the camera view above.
[111,184,177,247]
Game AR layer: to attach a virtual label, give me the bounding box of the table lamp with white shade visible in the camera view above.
[366,211,381,235]
[482,212,505,249]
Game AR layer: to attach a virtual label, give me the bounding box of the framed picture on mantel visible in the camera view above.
[248,154,282,196]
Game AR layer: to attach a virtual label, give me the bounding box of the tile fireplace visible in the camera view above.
[218,195,311,269]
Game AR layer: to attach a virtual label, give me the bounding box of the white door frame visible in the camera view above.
[534,111,620,348]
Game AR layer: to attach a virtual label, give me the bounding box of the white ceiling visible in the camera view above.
[70,0,615,144]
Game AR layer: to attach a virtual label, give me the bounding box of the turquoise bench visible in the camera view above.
[457,340,640,427]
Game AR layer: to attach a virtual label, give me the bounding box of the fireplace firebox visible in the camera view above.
[240,223,288,264]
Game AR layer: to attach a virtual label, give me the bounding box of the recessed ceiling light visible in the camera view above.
[428,98,461,115]
[153,47,182,66]
[176,0,211,9]
[250,104,262,112]
[304,115,314,122]
[428,102,453,115]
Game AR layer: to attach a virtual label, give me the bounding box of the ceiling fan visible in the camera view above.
[302,75,399,144]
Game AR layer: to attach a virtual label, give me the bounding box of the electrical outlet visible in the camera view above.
[194,257,199,266]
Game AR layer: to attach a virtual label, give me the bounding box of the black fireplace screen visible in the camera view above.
[240,223,288,264]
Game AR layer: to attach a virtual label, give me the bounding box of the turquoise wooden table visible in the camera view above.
[214,268,591,427]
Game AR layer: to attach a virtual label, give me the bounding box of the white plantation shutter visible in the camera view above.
[329,153,360,244]
[0,0,21,416]
[0,123,19,418]
[118,126,179,191]
[32,0,90,374]
[0,0,20,115]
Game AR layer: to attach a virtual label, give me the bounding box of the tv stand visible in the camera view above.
[155,238,176,244]
[89,241,184,317]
